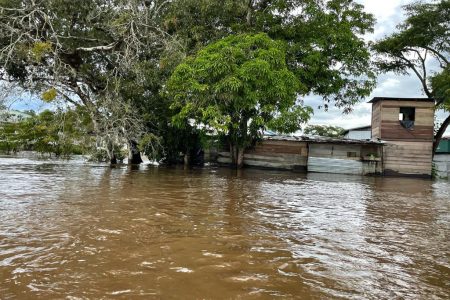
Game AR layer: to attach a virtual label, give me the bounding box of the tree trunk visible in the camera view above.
[110,153,117,165]
[106,138,117,165]
[433,113,450,156]
[184,153,190,167]
[230,144,237,165]
[229,143,244,169]
[128,140,143,164]
[236,147,244,169]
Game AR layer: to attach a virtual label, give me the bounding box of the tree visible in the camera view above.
[0,0,174,164]
[167,33,312,168]
[373,0,449,154]
[166,0,376,111]
[0,108,94,157]
[304,125,345,137]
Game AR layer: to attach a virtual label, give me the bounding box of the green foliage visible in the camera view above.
[88,147,125,163]
[303,124,345,138]
[431,66,450,110]
[31,42,52,62]
[1,0,377,164]
[0,108,94,157]
[0,122,20,153]
[138,133,164,161]
[167,33,311,153]
[167,0,376,110]
[41,88,58,102]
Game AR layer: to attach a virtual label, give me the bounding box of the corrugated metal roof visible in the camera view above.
[343,125,371,134]
[368,97,434,103]
[264,135,384,145]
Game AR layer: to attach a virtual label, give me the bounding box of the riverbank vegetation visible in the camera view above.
[1,0,447,167]
[0,108,93,157]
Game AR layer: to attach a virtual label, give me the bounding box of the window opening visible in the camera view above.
[399,107,415,129]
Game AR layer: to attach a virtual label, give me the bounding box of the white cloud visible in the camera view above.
[357,0,407,37]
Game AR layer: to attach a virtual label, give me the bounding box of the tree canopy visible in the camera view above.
[0,108,93,157]
[0,0,173,162]
[303,125,345,138]
[167,0,376,111]
[0,0,378,165]
[167,33,312,167]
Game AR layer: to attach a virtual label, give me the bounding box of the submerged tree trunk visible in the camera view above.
[184,153,190,167]
[110,153,117,165]
[236,147,244,169]
[433,113,450,156]
[128,140,143,164]
[106,138,118,165]
[229,144,244,169]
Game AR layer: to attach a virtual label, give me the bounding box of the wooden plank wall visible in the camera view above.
[371,101,381,139]
[245,140,308,170]
[218,140,308,170]
[383,141,432,177]
[379,100,434,141]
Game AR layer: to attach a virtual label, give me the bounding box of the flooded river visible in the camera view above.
[0,156,449,299]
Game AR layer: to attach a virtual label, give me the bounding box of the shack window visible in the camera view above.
[399,107,415,129]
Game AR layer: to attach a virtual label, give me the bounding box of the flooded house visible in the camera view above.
[217,135,383,175]
[370,97,434,177]
[217,97,436,178]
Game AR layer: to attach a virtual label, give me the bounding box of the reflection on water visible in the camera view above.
[0,156,449,299]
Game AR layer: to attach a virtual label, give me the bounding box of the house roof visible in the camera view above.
[368,97,434,104]
[264,135,384,145]
[343,125,371,134]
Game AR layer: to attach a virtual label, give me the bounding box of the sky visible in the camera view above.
[6,0,449,135]
[305,0,450,135]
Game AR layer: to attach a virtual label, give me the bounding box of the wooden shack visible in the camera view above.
[217,136,383,175]
[217,137,308,171]
[370,97,434,177]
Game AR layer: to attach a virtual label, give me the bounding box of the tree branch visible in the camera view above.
[398,54,432,98]
[75,42,117,52]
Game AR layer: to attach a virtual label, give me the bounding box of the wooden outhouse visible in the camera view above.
[369,97,435,177]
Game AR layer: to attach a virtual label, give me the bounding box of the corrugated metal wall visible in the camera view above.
[308,157,363,175]
[307,144,364,175]
[433,154,450,179]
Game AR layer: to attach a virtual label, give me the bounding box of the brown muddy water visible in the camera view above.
[0,156,449,299]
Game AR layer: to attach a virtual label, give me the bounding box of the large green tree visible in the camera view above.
[166,0,376,112]
[0,0,173,163]
[373,0,449,154]
[167,33,312,168]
